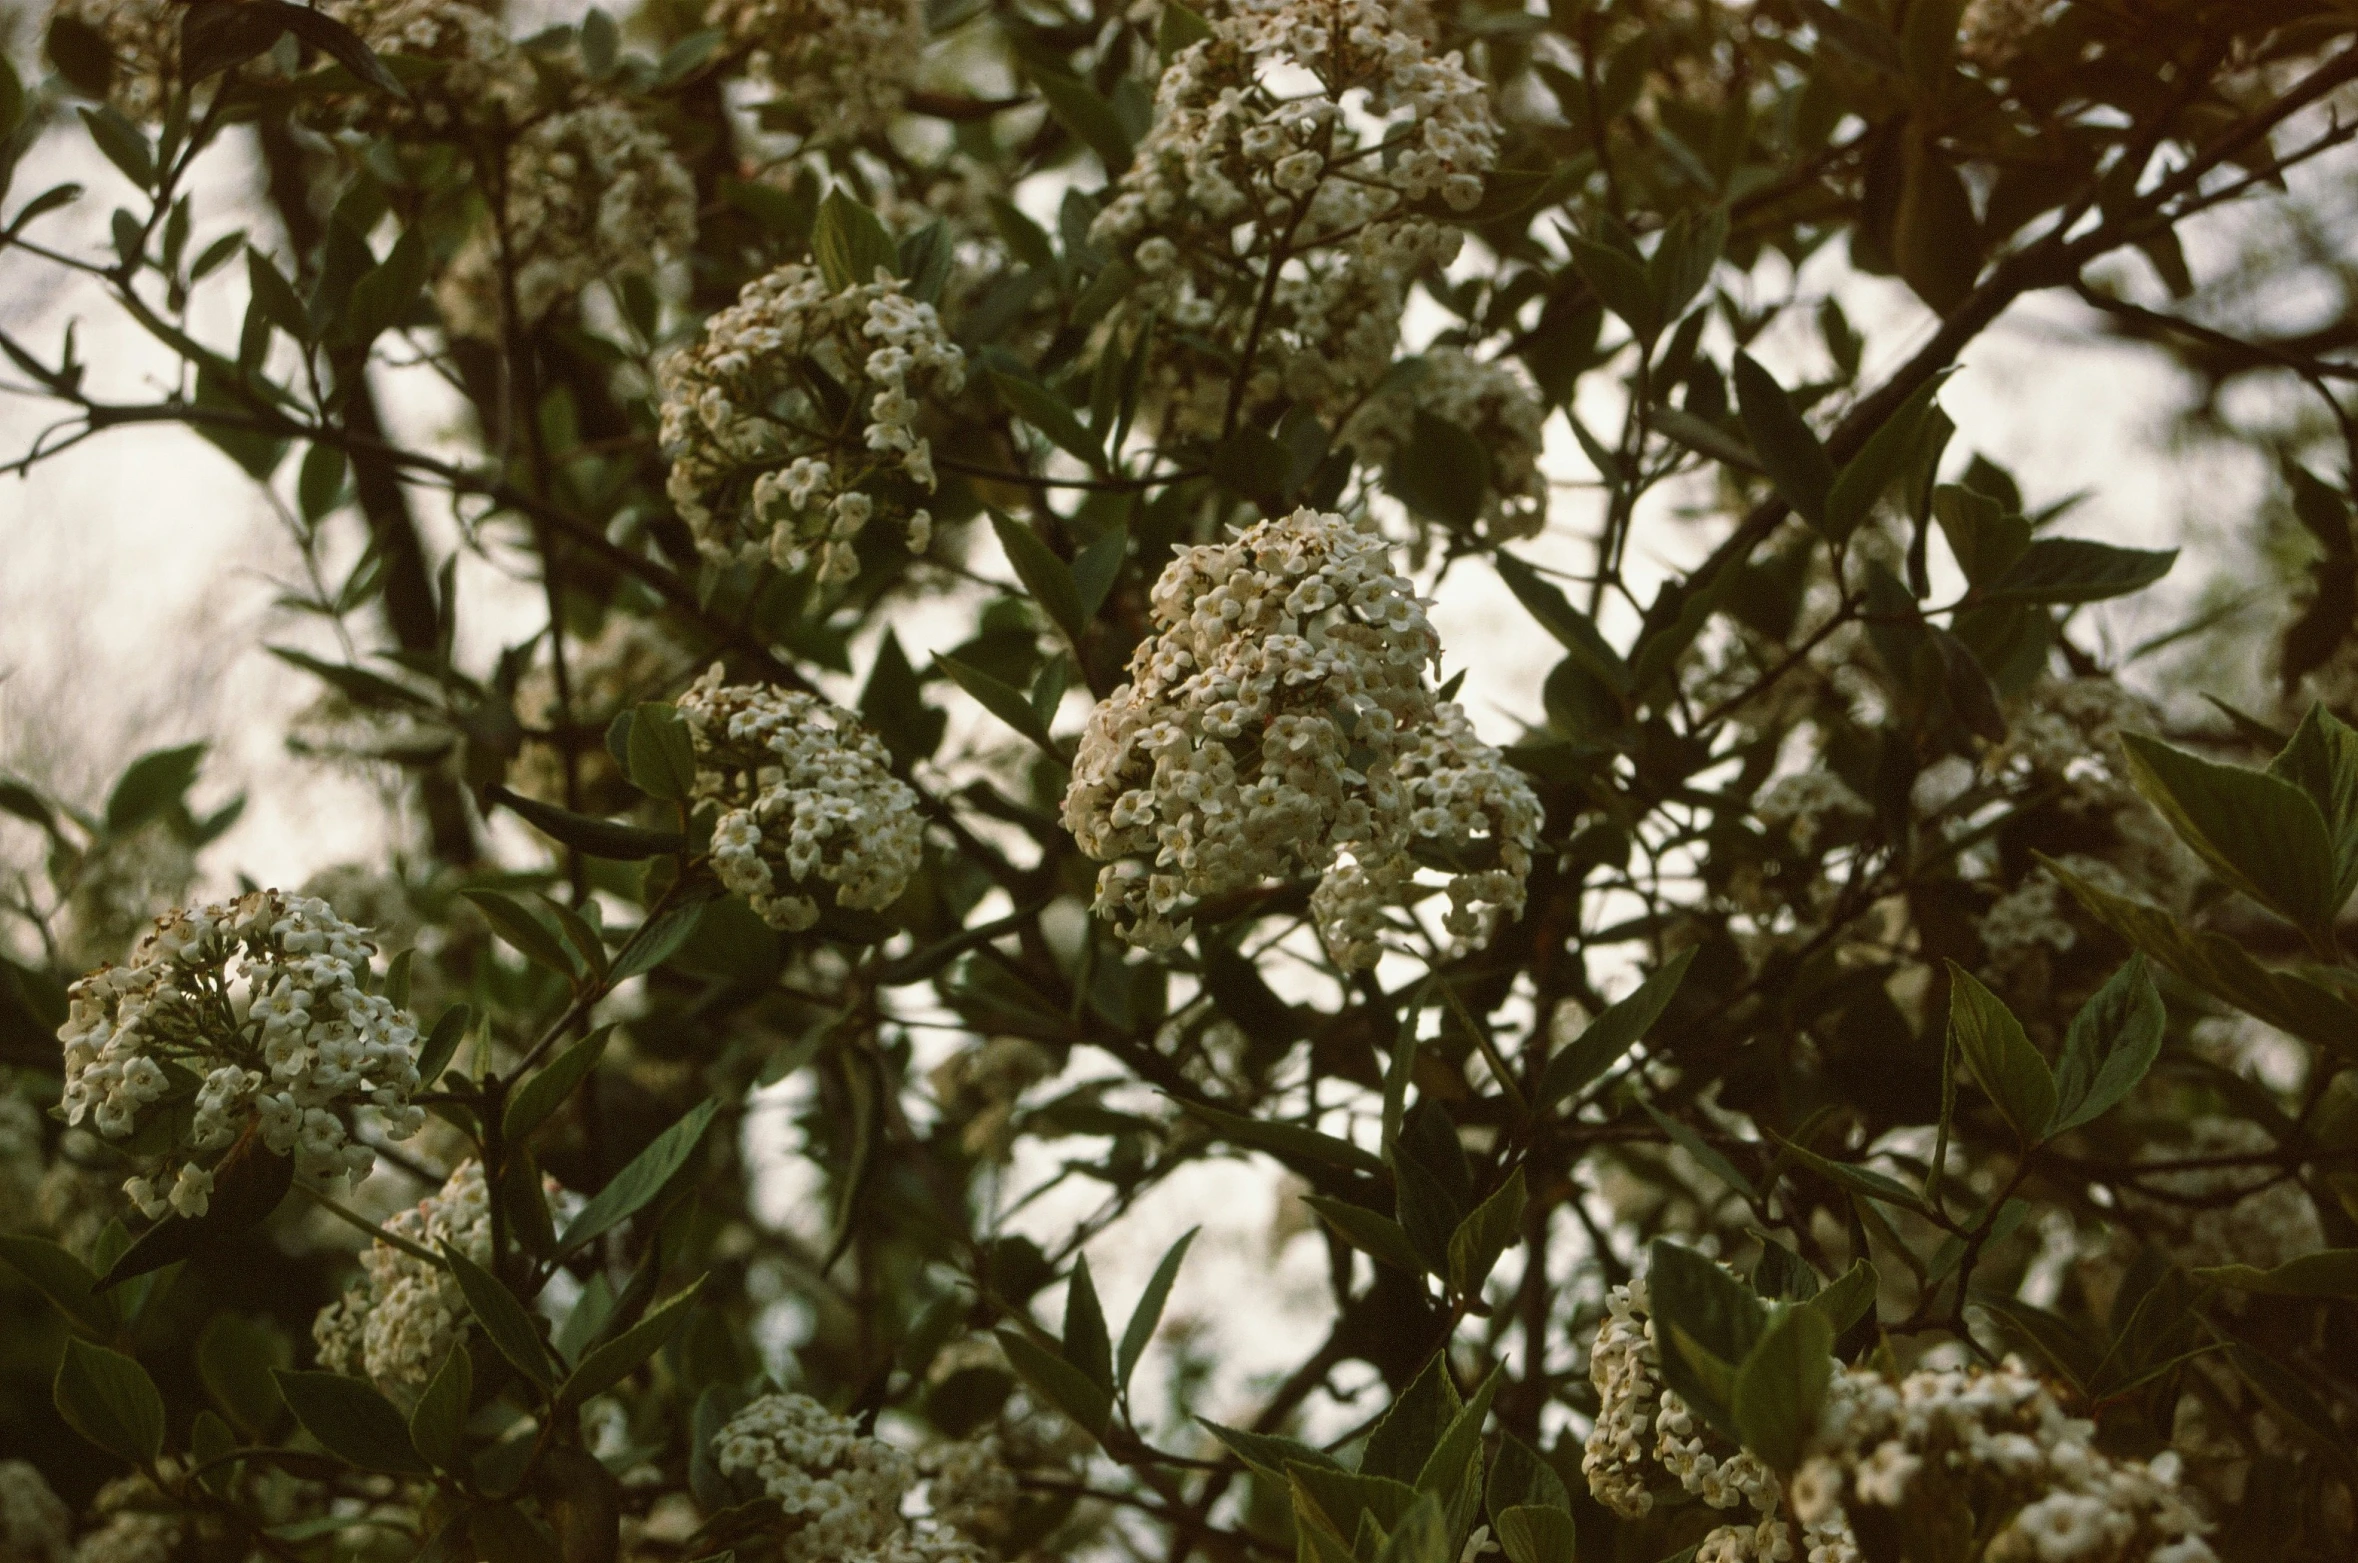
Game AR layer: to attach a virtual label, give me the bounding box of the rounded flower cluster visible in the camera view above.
[1345,347,1550,541]
[319,0,537,133]
[658,264,965,580]
[56,891,426,1214]
[712,1393,984,1563]
[312,1159,491,1396]
[64,1469,187,1563]
[676,669,925,931]
[438,101,698,337]
[0,1460,70,1563]
[1062,508,1540,967]
[1582,1277,2218,1563]
[1092,0,1500,436]
[708,0,926,141]
[1756,771,1873,855]
[47,0,264,122]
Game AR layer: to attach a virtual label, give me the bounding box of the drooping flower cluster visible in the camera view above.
[1344,347,1550,540]
[1062,508,1541,967]
[676,669,925,931]
[658,265,965,580]
[1583,1277,2219,1563]
[711,1393,983,1563]
[1092,0,1502,438]
[707,0,927,140]
[312,1159,491,1396]
[437,101,698,337]
[55,892,426,1215]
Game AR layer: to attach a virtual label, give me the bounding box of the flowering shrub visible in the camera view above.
[4,1,2358,1561]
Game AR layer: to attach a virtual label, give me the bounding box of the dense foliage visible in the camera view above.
[3,1,2358,1561]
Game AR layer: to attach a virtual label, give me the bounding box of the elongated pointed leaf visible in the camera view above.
[276,1369,431,1473]
[1536,948,1695,1110]
[2120,732,2338,934]
[2049,956,2164,1134]
[1117,1227,1197,1392]
[1733,353,1834,528]
[1730,1304,1833,1471]
[1945,962,2055,1144]
[995,1326,1110,1439]
[1301,1195,1424,1272]
[443,1247,553,1389]
[559,1098,720,1254]
[560,1277,707,1408]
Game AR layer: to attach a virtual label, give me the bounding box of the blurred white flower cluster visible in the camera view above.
[1092,0,1506,439]
[61,1467,185,1563]
[56,891,425,1217]
[1063,508,1540,967]
[322,0,539,133]
[1344,347,1550,540]
[676,670,925,931]
[708,0,926,140]
[438,101,698,336]
[658,265,965,580]
[0,1459,70,1563]
[312,1159,490,1396]
[711,1393,989,1563]
[1583,1276,2218,1563]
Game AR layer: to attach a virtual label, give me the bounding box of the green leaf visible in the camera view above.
[342,226,426,347]
[1062,1255,1113,1397]
[80,106,153,188]
[1413,1364,1499,1502]
[1446,1168,1526,1298]
[989,370,1105,472]
[1805,1260,1879,1336]
[1535,948,1695,1110]
[1893,128,1981,313]
[1487,1431,1571,1518]
[1646,207,1726,325]
[2048,956,2164,1135]
[1117,1226,1197,1393]
[608,889,720,983]
[1158,2,1212,58]
[1730,1304,1833,1472]
[1386,411,1490,532]
[1301,1195,1424,1272]
[1733,353,1835,529]
[487,785,685,861]
[0,1233,120,1337]
[408,1340,471,1471]
[936,654,1063,757]
[443,1247,553,1388]
[1638,1099,1756,1199]
[1362,1352,1462,1483]
[1028,67,1134,172]
[1494,552,1629,692]
[2196,1250,2358,1297]
[1372,1492,1451,1563]
[1647,1240,1765,1442]
[1492,1506,1577,1563]
[273,3,404,95]
[1177,1099,1387,1178]
[811,189,899,290]
[1823,374,1949,543]
[460,889,580,978]
[197,1314,286,1436]
[1199,1419,1344,1480]
[179,0,293,85]
[55,1339,165,1466]
[625,702,698,804]
[559,1277,707,1408]
[989,509,1090,646]
[504,1027,611,1142]
[105,742,204,833]
[1981,538,2177,605]
[2268,703,2358,914]
[416,1003,471,1088]
[559,1098,721,1254]
[995,1326,1111,1439]
[1565,236,1658,343]
[276,1369,430,1474]
[2119,732,2339,934]
[1944,962,2056,1145]
[46,13,114,97]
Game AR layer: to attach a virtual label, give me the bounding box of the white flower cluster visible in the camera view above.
[923,1434,1020,1540]
[708,0,926,140]
[64,1470,184,1563]
[438,101,698,337]
[48,0,260,122]
[1062,508,1541,967]
[676,669,925,931]
[712,1393,983,1563]
[1345,347,1550,540]
[658,264,965,580]
[56,891,426,1215]
[320,0,538,133]
[2122,1116,2322,1277]
[1756,771,1872,854]
[1583,1278,2218,1563]
[312,1159,492,1395]
[1792,1360,2216,1563]
[0,1460,70,1563]
[1091,0,1501,437]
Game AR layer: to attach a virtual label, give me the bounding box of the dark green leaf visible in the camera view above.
[2196,1250,2358,1296]
[990,371,1105,472]
[1730,1305,1833,1471]
[105,742,204,832]
[2049,956,2164,1135]
[936,654,1062,756]
[488,785,685,861]
[1733,353,1834,528]
[0,1234,120,1337]
[275,1369,430,1473]
[1062,1255,1113,1397]
[47,14,114,98]
[625,702,698,804]
[179,0,292,84]
[1565,237,1657,342]
[1300,1195,1424,1272]
[80,106,153,188]
[460,888,581,978]
[504,1027,610,1142]
[416,1004,471,1088]
[1494,552,1629,692]
[1029,68,1133,172]
[1386,411,1489,531]
[559,1098,721,1254]
[995,1327,1111,1439]
[408,1341,471,1470]
[442,1246,554,1389]
[1117,1226,1196,1393]
[609,888,720,983]
[812,189,899,290]
[1198,1419,1344,1480]
[196,1313,286,1436]
[1647,1240,1766,1441]
[989,509,1090,646]
[1492,1506,1577,1563]
[1178,1099,1386,1177]
[1805,1261,1879,1335]
[341,226,425,346]
[2268,702,2358,914]
[275,4,405,94]
[1944,962,2056,1144]
[54,1339,165,1465]
[1446,1168,1526,1298]
[1536,948,1694,1109]
[1361,1352,1462,1484]
[2119,732,2338,934]
[1823,374,1949,543]
[560,1277,707,1408]
[1982,538,2177,605]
